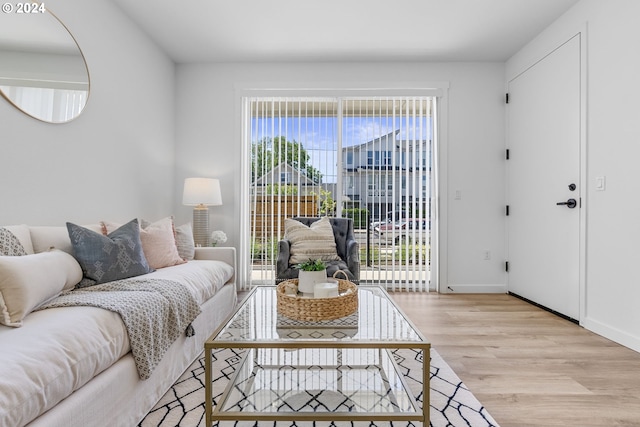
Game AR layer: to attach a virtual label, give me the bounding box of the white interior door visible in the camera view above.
[507,35,581,320]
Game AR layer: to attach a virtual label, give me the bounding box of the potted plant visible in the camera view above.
[296,258,327,295]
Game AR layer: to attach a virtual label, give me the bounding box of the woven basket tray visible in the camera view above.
[276,279,358,322]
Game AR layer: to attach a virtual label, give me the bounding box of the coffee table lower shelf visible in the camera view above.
[207,346,427,424]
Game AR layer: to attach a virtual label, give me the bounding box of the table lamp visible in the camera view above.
[182,177,223,247]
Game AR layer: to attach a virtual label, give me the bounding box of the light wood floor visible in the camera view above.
[389,292,640,427]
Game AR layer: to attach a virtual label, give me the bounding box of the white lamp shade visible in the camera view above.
[182,178,223,206]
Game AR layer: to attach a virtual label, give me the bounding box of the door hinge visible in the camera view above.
[506,205,510,216]
[506,149,510,160]
[505,93,510,104]
[505,261,509,272]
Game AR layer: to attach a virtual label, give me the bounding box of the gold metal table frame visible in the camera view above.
[204,285,430,425]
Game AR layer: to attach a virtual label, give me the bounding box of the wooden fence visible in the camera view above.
[251,195,317,238]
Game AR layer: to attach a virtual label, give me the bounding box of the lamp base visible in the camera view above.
[192,206,210,247]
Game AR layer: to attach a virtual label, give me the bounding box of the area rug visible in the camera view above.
[138,347,499,427]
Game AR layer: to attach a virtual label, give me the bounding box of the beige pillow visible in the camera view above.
[175,223,195,260]
[284,217,341,265]
[139,217,186,269]
[0,249,83,327]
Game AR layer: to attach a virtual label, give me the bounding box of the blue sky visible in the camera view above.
[251,116,432,182]
[252,116,431,149]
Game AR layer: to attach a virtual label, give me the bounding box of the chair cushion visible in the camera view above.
[284,217,341,265]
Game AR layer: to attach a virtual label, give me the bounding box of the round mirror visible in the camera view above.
[0,6,90,123]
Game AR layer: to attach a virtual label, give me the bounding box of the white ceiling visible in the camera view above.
[112,0,580,64]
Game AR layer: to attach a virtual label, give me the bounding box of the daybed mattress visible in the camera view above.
[0,260,234,427]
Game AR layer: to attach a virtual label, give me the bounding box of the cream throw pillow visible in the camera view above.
[138,217,186,269]
[0,249,83,327]
[284,217,341,265]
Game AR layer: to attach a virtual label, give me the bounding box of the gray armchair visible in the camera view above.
[276,217,360,284]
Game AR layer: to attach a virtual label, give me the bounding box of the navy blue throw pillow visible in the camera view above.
[66,218,152,285]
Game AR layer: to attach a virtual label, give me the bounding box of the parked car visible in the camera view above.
[369,210,408,231]
[369,218,388,231]
[374,218,429,244]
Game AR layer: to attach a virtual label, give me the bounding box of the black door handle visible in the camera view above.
[556,198,577,209]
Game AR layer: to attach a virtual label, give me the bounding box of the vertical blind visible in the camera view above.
[243,96,435,292]
[0,86,87,122]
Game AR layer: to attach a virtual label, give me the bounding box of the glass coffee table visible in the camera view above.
[205,285,430,425]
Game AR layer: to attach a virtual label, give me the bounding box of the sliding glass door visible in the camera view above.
[243,96,435,292]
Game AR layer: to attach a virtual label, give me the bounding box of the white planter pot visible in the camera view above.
[298,270,327,295]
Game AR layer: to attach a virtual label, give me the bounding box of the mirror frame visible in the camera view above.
[0,5,90,124]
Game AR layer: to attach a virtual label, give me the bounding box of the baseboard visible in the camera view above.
[582,316,640,354]
[444,284,507,293]
[508,292,579,324]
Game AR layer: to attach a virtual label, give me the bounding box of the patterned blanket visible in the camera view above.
[37,277,201,380]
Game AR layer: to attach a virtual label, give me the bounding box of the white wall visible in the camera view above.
[506,0,640,352]
[174,62,506,292]
[0,0,175,226]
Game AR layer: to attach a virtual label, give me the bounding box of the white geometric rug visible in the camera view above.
[138,347,499,427]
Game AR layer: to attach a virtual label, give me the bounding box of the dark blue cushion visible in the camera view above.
[67,219,152,286]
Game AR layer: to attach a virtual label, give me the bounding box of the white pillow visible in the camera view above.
[284,217,341,265]
[0,249,83,327]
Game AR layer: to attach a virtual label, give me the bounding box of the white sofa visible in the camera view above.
[0,224,237,427]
